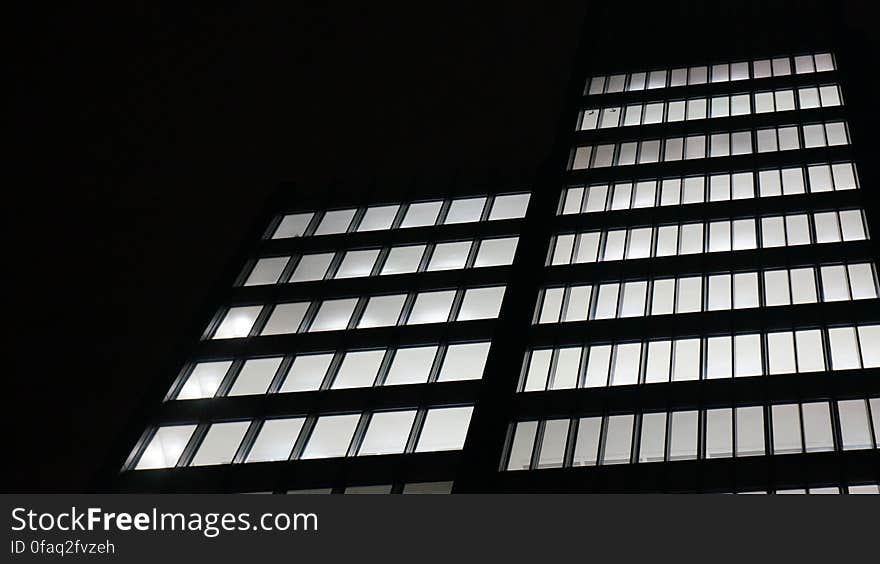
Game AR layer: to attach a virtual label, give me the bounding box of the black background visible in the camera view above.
[8,1,880,492]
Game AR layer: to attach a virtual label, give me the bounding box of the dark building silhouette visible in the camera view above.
[103,2,880,493]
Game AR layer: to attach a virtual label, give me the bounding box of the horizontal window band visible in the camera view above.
[259,218,526,255]
[584,53,836,97]
[558,161,859,219]
[114,450,463,494]
[194,318,500,358]
[503,397,878,470]
[564,143,854,185]
[230,267,514,303]
[528,299,880,346]
[512,369,880,419]
[541,241,875,286]
[494,450,878,494]
[576,85,843,132]
[533,262,878,325]
[154,380,482,425]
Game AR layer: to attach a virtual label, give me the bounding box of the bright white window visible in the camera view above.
[457,287,505,320]
[357,205,398,232]
[735,334,763,377]
[291,253,334,282]
[708,275,732,311]
[561,188,584,215]
[415,407,473,452]
[135,425,197,470]
[572,147,592,170]
[736,406,765,457]
[475,237,518,267]
[190,421,249,466]
[672,339,701,381]
[802,402,834,452]
[314,209,355,235]
[706,336,733,379]
[619,282,647,317]
[639,412,667,462]
[602,415,634,465]
[335,249,380,279]
[651,279,675,315]
[261,302,309,335]
[302,414,361,459]
[573,417,602,465]
[840,210,866,240]
[858,326,880,368]
[427,241,471,271]
[791,268,818,303]
[273,213,313,238]
[734,272,759,308]
[772,404,801,454]
[332,350,384,389]
[838,400,873,450]
[246,418,305,462]
[279,353,333,392]
[177,361,231,400]
[358,294,406,328]
[384,346,437,386]
[407,291,455,324]
[584,345,612,387]
[676,277,702,313]
[669,411,698,460]
[438,342,490,382]
[828,327,860,370]
[524,350,551,392]
[400,201,442,228]
[245,257,288,286]
[381,245,425,275]
[848,264,877,300]
[537,420,569,468]
[594,284,620,319]
[611,343,641,386]
[705,409,733,458]
[228,357,282,396]
[213,306,262,339]
[538,288,563,323]
[507,421,538,470]
[305,298,356,332]
[553,347,581,389]
[820,265,849,301]
[358,410,417,455]
[645,341,672,383]
[767,332,796,374]
[490,194,530,220]
[795,330,825,373]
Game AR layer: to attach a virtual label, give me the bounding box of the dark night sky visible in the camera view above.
[9,3,586,491]
[9,2,879,491]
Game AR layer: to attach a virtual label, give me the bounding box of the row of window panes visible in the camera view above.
[211,286,507,339]
[736,484,880,495]
[271,193,530,239]
[559,162,858,215]
[520,324,880,392]
[174,341,490,400]
[549,209,868,266]
[535,262,878,324]
[244,237,519,286]
[134,405,474,470]
[577,85,842,130]
[504,398,879,470]
[585,53,835,95]
[570,122,849,170]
